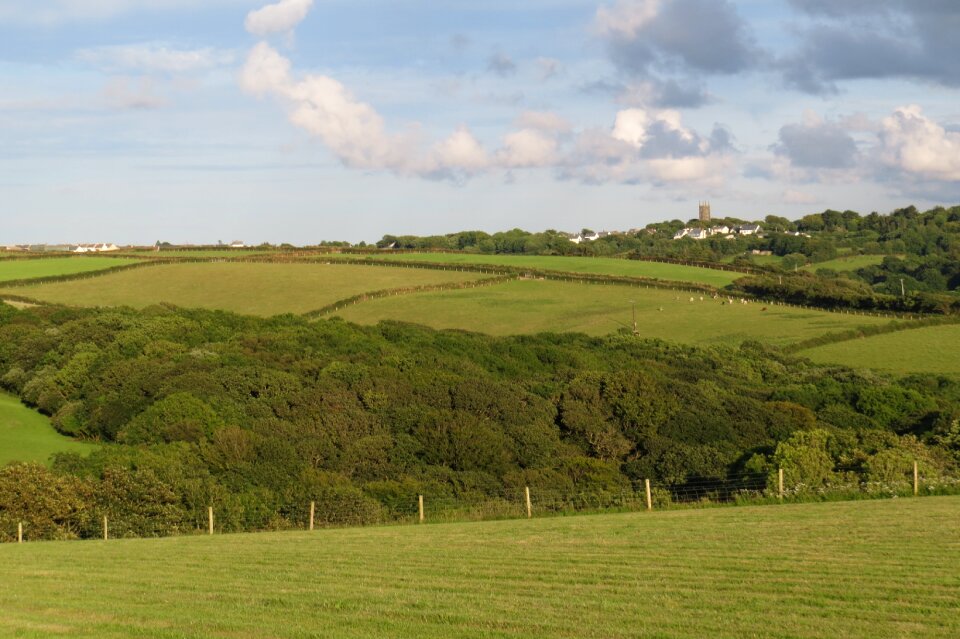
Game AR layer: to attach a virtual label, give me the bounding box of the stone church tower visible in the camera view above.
[698,201,711,223]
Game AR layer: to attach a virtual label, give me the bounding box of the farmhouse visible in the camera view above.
[71,243,120,253]
[229,240,246,248]
[736,224,762,236]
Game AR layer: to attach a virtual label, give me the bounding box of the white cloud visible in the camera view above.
[245,0,313,37]
[498,129,558,168]
[879,105,960,182]
[595,0,661,40]
[515,111,571,134]
[240,10,732,188]
[76,44,234,73]
[430,127,490,175]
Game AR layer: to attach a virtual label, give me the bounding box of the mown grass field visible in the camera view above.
[0,257,140,283]
[2,497,958,638]
[342,253,743,287]
[0,393,96,467]
[0,262,487,316]
[336,279,894,346]
[800,323,960,375]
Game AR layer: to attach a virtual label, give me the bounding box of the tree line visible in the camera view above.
[1,302,958,539]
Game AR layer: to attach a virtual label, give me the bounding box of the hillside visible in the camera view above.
[0,393,96,466]
[2,498,958,638]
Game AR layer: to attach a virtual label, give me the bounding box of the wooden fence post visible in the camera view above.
[309,501,315,531]
[778,468,784,501]
[17,522,22,544]
[103,516,108,541]
[913,461,919,496]
[525,487,532,519]
[418,495,424,523]
[208,506,214,535]
[645,479,652,511]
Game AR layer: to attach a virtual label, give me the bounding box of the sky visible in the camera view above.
[2,0,959,245]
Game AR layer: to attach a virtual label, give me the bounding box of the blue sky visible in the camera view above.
[2,0,959,244]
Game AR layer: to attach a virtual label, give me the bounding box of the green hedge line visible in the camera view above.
[784,315,960,354]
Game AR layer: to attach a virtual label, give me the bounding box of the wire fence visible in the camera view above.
[3,465,959,544]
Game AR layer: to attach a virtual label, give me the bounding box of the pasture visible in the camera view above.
[1,497,957,638]
[802,254,886,272]
[341,253,744,287]
[335,279,894,346]
[800,323,960,375]
[0,262,487,316]
[0,257,139,283]
[0,393,95,467]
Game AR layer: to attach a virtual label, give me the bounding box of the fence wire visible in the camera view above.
[3,467,959,544]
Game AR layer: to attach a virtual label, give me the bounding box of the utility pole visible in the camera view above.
[900,278,905,298]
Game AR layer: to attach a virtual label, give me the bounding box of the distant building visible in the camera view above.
[229,240,246,248]
[699,201,711,223]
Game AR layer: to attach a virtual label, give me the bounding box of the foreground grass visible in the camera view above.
[336,279,893,346]
[342,253,743,287]
[0,263,486,316]
[800,323,960,375]
[0,393,96,466]
[0,257,139,283]
[2,497,957,638]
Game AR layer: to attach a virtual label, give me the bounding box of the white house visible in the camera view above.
[229,240,246,248]
[737,224,762,236]
[672,228,690,240]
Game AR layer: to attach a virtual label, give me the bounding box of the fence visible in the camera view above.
[4,463,958,544]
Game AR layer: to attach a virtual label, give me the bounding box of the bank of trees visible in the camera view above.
[0,302,958,538]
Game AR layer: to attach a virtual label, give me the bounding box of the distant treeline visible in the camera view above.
[373,205,960,298]
[1,302,958,538]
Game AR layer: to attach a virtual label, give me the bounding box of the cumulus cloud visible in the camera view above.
[879,105,960,181]
[773,111,858,169]
[76,44,234,73]
[240,1,733,187]
[245,0,313,37]
[596,0,758,86]
[781,1,960,93]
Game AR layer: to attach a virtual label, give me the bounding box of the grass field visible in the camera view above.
[0,257,139,283]
[802,254,886,272]
[341,253,743,287]
[335,279,893,346]
[800,323,960,375]
[2,497,957,638]
[0,262,487,316]
[0,393,96,467]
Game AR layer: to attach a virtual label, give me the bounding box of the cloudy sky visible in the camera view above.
[2,0,959,244]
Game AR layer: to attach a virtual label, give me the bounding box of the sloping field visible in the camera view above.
[0,263,487,316]
[802,254,886,272]
[336,279,893,346]
[2,498,957,638]
[800,323,960,375]
[0,393,96,466]
[342,253,743,287]
[0,257,139,283]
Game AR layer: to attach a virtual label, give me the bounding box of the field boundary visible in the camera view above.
[785,314,960,354]
[304,275,515,317]
[3,465,957,543]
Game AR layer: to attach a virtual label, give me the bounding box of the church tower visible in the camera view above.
[698,201,711,223]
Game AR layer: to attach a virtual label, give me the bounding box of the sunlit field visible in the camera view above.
[2,498,957,639]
